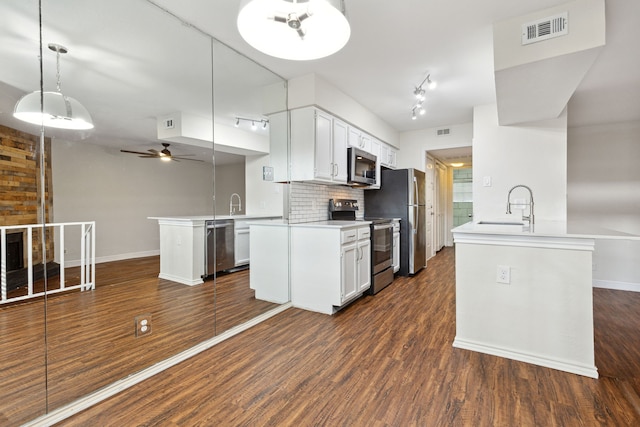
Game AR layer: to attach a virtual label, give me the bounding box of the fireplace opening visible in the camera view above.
[3,231,24,271]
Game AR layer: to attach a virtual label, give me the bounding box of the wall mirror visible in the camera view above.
[0,0,290,423]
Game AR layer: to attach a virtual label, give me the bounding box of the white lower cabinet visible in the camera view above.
[234,217,281,267]
[234,227,250,266]
[291,224,371,314]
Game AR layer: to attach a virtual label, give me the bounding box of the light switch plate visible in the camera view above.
[483,176,492,187]
[263,166,274,181]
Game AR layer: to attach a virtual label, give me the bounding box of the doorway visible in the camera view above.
[426,147,472,252]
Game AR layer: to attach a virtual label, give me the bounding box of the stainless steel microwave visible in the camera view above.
[347,147,377,186]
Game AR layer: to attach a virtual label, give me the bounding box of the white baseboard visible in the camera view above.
[593,279,640,292]
[452,337,599,379]
[63,250,160,268]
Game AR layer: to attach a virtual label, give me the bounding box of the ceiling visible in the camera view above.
[1,0,639,165]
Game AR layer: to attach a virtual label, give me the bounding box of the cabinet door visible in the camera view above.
[392,232,400,273]
[379,143,390,167]
[332,118,348,183]
[314,110,334,181]
[357,238,371,292]
[388,147,397,168]
[359,132,372,153]
[341,242,358,304]
[269,111,289,182]
[234,229,250,266]
[348,126,361,149]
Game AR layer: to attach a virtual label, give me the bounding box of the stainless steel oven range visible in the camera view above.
[329,199,394,294]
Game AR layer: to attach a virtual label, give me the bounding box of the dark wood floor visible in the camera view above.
[53,247,640,426]
[0,257,278,426]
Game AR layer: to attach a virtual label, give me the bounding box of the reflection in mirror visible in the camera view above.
[210,39,288,334]
[0,3,48,424]
[0,0,289,422]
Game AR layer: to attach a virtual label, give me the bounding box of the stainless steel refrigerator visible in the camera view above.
[364,168,426,275]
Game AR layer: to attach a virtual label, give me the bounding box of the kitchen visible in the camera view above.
[1,0,639,425]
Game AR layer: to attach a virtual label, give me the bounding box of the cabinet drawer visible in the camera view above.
[358,227,371,240]
[341,229,358,244]
[234,220,251,230]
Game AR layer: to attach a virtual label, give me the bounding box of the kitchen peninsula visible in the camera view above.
[149,215,280,286]
[452,220,640,379]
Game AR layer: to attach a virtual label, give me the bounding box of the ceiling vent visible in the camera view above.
[521,12,568,45]
[436,128,451,136]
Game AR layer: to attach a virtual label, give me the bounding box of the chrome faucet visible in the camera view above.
[229,193,242,216]
[506,184,534,224]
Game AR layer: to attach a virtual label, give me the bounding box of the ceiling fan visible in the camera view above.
[120,142,203,162]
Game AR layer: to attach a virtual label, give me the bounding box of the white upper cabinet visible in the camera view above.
[290,107,347,184]
[380,142,398,169]
[332,118,349,183]
[348,126,371,153]
[270,106,398,184]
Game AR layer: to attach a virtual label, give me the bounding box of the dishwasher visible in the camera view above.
[205,219,235,276]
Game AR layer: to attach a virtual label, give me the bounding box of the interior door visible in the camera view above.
[425,156,435,260]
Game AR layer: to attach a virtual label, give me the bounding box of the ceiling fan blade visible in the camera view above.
[297,28,305,39]
[148,149,160,154]
[120,149,155,156]
[298,12,311,22]
[171,156,204,162]
[272,15,287,23]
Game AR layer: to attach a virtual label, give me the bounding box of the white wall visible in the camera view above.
[52,138,214,264]
[288,74,400,147]
[215,162,245,216]
[568,120,640,289]
[472,103,567,222]
[245,153,284,216]
[398,122,473,171]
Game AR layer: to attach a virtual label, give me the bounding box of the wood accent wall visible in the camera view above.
[0,124,54,263]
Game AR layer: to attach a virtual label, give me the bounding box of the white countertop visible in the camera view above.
[149,215,281,222]
[453,219,640,240]
[290,220,372,229]
[248,219,289,227]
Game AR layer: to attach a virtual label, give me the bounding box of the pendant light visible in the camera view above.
[237,0,350,61]
[14,43,94,130]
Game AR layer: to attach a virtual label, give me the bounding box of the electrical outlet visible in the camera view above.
[497,265,511,284]
[135,314,152,337]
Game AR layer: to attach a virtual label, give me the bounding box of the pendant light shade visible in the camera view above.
[14,90,94,130]
[13,43,94,130]
[237,0,350,61]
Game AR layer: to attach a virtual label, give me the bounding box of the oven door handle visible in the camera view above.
[373,223,393,231]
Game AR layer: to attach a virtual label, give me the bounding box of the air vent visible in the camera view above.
[522,12,568,45]
[436,128,451,136]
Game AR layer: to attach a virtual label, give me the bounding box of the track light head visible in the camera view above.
[427,75,437,90]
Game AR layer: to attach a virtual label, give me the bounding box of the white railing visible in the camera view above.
[1,222,95,305]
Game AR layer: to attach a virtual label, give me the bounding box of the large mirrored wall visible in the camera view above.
[0,0,289,424]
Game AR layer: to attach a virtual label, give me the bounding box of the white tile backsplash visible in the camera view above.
[289,182,365,223]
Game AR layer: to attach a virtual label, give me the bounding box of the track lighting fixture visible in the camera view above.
[234,116,269,131]
[410,73,436,120]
